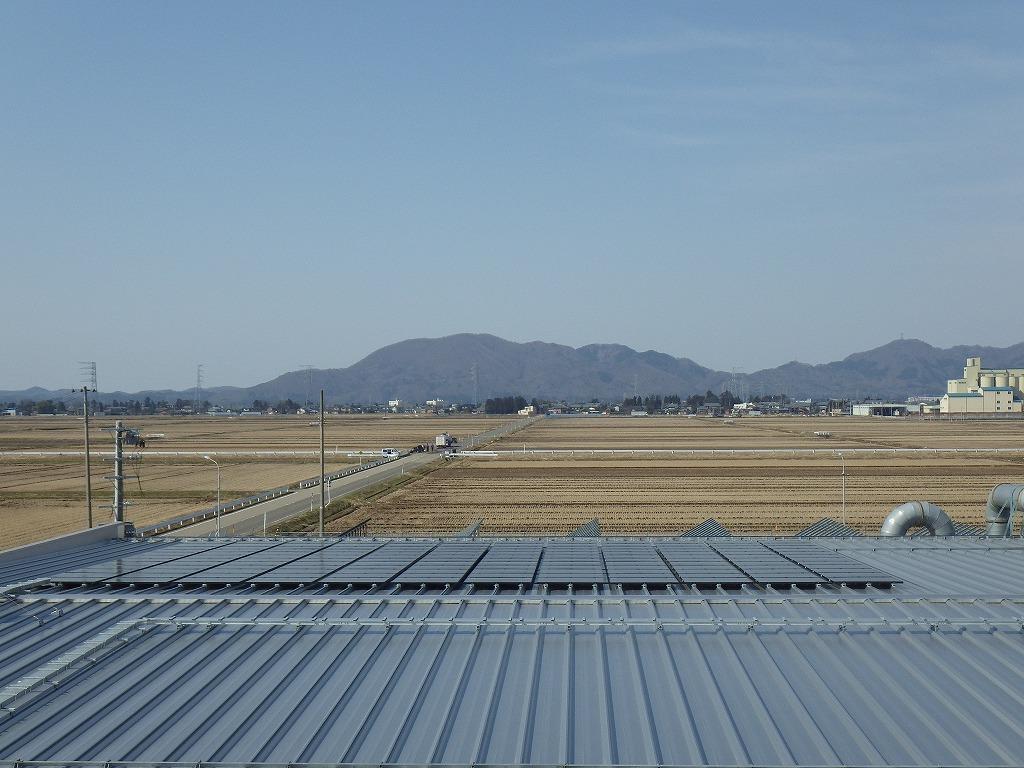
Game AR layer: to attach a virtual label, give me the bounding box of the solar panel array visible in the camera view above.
[602,543,676,584]
[106,541,284,585]
[764,540,901,586]
[255,541,384,583]
[49,540,230,583]
[709,540,826,587]
[796,517,862,538]
[173,541,332,585]
[681,518,732,537]
[659,541,751,587]
[323,541,435,584]
[396,542,488,584]
[535,543,608,584]
[51,538,899,590]
[464,542,542,584]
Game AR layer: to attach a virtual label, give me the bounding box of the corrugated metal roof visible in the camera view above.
[1,532,1024,767]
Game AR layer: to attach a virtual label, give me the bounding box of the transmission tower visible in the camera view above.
[303,365,314,410]
[194,364,204,415]
[78,361,97,392]
[470,363,479,406]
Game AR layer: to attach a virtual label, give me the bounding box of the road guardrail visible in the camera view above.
[138,455,400,535]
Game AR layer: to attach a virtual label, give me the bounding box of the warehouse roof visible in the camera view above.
[1,527,1023,767]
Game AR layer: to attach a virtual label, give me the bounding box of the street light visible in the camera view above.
[203,455,222,536]
[837,452,846,525]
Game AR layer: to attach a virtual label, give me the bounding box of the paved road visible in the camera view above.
[165,416,541,537]
[169,451,439,537]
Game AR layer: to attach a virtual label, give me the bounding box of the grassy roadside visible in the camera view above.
[269,460,445,534]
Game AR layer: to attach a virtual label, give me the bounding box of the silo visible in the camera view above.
[995,373,1009,388]
[981,374,996,388]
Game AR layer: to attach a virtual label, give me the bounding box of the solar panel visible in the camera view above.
[254,541,385,584]
[601,543,676,584]
[395,542,489,584]
[657,542,751,587]
[321,541,436,584]
[464,542,542,584]
[709,540,825,587]
[52,540,235,584]
[534,543,607,584]
[105,541,285,584]
[569,518,601,537]
[763,540,901,587]
[173,541,335,584]
[681,518,731,537]
[795,518,862,537]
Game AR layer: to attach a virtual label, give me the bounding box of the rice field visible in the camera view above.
[490,414,1024,450]
[0,414,517,550]
[358,416,1024,536]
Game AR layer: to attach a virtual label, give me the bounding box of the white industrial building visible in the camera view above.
[852,403,922,417]
[940,356,1024,414]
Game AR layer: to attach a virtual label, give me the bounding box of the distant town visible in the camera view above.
[4,357,1021,419]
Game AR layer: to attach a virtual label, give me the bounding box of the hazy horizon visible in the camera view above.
[3,3,1022,390]
[2,332,1020,394]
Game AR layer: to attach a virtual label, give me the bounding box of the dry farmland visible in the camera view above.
[491,415,1024,450]
[0,414,516,549]
[0,414,515,452]
[358,416,1024,536]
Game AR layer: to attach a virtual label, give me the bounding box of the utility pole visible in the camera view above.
[112,420,126,523]
[319,389,326,536]
[75,386,94,528]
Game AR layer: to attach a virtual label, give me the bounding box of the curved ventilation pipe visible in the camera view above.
[880,501,956,537]
[985,484,1024,537]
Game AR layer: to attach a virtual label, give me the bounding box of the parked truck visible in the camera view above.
[435,432,457,449]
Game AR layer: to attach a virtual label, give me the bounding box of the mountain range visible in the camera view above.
[4,334,1023,406]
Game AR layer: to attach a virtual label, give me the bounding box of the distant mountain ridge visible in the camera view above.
[4,335,1024,406]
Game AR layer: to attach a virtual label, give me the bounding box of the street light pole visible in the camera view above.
[203,455,221,536]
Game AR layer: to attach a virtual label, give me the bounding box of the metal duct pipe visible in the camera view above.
[985,484,1024,537]
[880,501,956,537]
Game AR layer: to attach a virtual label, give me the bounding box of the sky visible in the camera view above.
[2,2,1023,391]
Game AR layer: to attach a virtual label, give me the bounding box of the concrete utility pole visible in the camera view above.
[76,387,94,528]
[112,420,125,523]
[319,389,326,537]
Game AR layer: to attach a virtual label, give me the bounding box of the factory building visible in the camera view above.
[940,356,1024,414]
[2,523,1024,766]
[851,403,921,417]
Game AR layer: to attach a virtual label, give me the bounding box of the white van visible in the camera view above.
[381,447,401,458]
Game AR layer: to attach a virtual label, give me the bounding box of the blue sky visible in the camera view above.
[2,2,1022,391]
